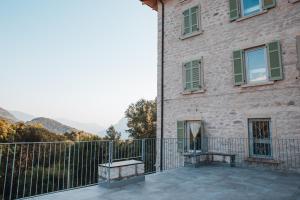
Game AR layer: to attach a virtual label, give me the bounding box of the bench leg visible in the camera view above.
[230,156,236,167]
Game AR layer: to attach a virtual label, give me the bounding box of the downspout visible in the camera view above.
[158,0,165,172]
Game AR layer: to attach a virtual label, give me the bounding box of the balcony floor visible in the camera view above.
[33,166,300,200]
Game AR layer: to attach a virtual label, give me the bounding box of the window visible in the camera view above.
[245,47,268,83]
[241,0,262,16]
[233,41,283,86]
[177,121,203,153]
[229,0,276,21]
[183,59,202,92]
[248,119,272,158]
[182,6,200,36]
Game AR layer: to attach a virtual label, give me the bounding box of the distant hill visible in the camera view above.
[99,117,129,139]
[26,117,77,134]
[0,107,18,122]
[56,118,104,135]
[9,110,35,122]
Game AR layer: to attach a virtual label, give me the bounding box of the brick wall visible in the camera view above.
[156,0,300,140]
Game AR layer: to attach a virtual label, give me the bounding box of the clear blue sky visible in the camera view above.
[0,0,157,127]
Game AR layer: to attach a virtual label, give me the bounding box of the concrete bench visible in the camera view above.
[98,160,145,188]
[184,152,236,167]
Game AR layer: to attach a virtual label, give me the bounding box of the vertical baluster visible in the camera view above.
[52,143,56,192]
[85,142,88,185]
[72,143,76,188]
[35,143,41,195]
[62,143,66,189]
[29,144,35,196]
[41,143,46,194]
[22,144,29,198]
[81,142,84,186]
[8,144,16,200]
[89,142,92,184]
[47,143,52,193]
[58,143,61,190]
[16,144,23,199]
[67,143,71,189]
[77,142,80,187]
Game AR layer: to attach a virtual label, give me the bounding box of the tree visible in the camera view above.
[125,99,156,139]
[104,125,121,140]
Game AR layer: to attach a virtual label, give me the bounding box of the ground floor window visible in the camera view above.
[185,121,202,152]
[248,118,272,158]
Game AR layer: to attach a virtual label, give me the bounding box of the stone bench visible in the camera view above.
[184,152,236,167]
[98,160,145,188]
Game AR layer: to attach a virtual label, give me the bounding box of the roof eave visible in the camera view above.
[140,0,158,11]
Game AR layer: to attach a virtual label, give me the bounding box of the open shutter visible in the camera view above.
[177,121,185,153]
[267,41,283,80]
[184,62,192,90]
[191,60,201,90]
[229,0,240,21]
[233,50,245,85]
[191,6,199,32]
[183,9,190,35]
[263,0,276,9]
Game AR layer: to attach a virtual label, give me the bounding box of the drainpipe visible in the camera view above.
[158,0,165,172]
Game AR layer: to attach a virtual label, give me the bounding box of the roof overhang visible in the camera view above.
[140,0,158,11]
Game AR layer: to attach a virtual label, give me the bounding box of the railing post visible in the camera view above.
[108,141,113,183]
[142,139,145,162]
[67,143,71,189]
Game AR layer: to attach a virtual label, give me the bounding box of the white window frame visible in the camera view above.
[245,46,269,84]
[241,0,263,17]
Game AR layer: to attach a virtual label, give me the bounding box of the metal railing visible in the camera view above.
[0,139,156,200]
[1,137,300,199]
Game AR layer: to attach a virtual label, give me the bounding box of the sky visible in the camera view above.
[0,0,157,127]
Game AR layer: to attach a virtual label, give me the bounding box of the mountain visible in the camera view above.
[0,107,18,122]
[56,118,104,135]
[26,117,77,134]
[100,117,129,139]
[9,110,35,122]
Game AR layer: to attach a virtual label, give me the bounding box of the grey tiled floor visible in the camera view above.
[33,166,300,200]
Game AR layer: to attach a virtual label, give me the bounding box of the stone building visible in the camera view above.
[141,0,300,166]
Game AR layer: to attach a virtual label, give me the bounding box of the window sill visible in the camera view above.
[236,10,268,22]
[245,157,280,164]
[241,81,274,88]
[180,30,203,40]
[181,88,206,95]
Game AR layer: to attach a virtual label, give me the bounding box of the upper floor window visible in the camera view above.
[245,47,268,83]
[229,0,276,21]
[233,41,283,86]
[181,6,201,38]
[241,0,262,16]
[183,59,203,92]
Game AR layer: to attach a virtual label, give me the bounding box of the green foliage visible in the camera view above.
[125,99,157,139]
[0,119,101,143]
[104,126,121,140]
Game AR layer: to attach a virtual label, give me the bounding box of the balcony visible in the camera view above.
[1,138,300,200]
[33,166,300,200]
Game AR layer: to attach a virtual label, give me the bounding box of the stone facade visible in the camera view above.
[156,0,300,142]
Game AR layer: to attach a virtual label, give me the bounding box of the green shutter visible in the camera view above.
[183,10,190,35]
[177,121,184,153]
[263,0,276,9]
[191,6,199,32]
[229,0,240,21]
[267,41,283,80]
[191,60,201,90]
[233,50,245,85]
[184,62,192,90]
